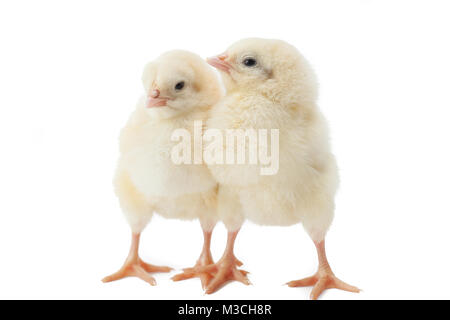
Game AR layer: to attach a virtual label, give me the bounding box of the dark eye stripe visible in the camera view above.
[175,81,185,90]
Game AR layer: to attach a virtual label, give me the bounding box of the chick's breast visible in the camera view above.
[119,116,216,199]
[207,92,338,231]
[206,94,276,186]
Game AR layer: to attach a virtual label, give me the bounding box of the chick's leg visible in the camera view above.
[287,240,360,300]
[172,226,215,289]
[102,233,172,285]
[181,229,250,294]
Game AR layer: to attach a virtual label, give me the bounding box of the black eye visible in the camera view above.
[243,58,257,67]
[175,81,185,90]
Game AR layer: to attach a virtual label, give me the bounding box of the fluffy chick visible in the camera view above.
[103,50,222,287]
[187,38,359,299]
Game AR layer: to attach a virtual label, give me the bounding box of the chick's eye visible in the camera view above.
[175,81,185,90]
[243,58,257,67]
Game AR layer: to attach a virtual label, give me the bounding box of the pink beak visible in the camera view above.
[145,89,168,108]
[207,53,231,73]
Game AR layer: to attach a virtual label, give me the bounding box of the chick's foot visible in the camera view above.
[287,240,360,299]
[205,254,250,294]
[185,230,249,294]
[182,253,249,294]
[102,258,172,285]
[287,267,360,300]
[172,250,215,289]
[172,228,217,289]
[102,233,171,285]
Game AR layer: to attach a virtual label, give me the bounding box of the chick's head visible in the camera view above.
[207,38,318,106]
[142,50,222,119]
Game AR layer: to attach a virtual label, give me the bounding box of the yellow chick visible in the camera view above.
[183,38,359,299]
[103,50,222,287]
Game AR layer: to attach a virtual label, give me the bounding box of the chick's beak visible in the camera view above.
[145,89,168,108]
[207,54,231,73]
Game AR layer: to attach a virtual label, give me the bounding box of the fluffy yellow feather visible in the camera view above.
[104,50,222,286]
[200,38,358,299]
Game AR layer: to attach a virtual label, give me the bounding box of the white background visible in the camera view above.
[0,0,449,300]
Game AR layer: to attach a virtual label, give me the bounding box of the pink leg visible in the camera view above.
[287,240,360,300]
[172,228,215,289]
[102,233,172,285]
[180,229,250,294]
